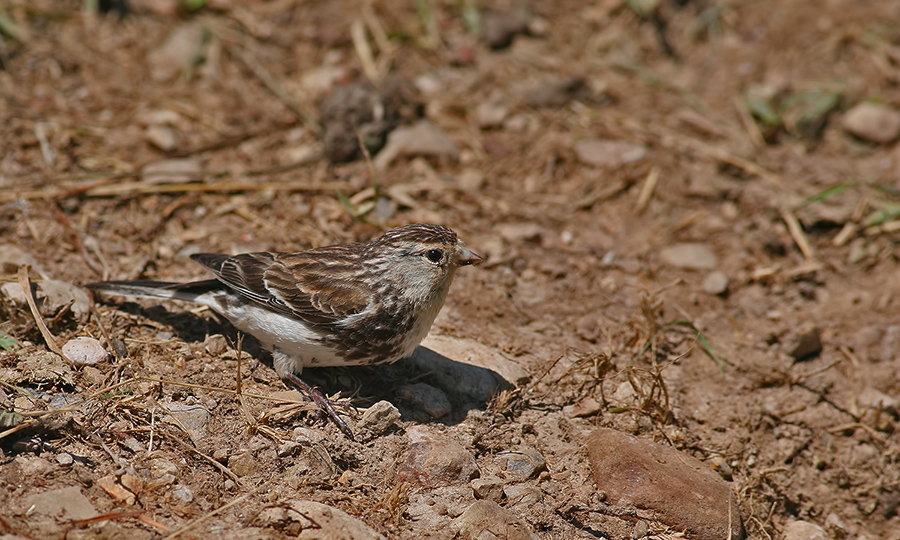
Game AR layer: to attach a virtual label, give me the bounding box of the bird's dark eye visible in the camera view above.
[425,248,443,263]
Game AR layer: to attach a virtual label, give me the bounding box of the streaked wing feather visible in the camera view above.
[193,250,372,326]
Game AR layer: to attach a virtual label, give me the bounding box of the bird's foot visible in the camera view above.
[281,373,355,441]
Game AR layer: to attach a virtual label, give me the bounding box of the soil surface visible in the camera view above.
[2,0,900,539]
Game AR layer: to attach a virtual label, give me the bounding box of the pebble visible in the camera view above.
[147,23,207,82]
[496,448,547,481]
[788,327,823,361]
[660,243,718,270]
[98,474,136,505]
[503,485,542,506]
[146,124,178,152]
[162,401,210,442]
[257,500,387,540]
[585,428,745,540]
[470,475,505,501]
[454,500,539,540]
[702,271,730,296]
[358,400,401,435]
[481,8,529,49]
[563,396,602,418]
[397,382,452,419]
[521,76,590,108]
[842,102,900,144]
[204,334,228,356]
[25,486,98,520]
[149,458,178,477]
[857,387,899,416]
[62,337,111,366]
[782,519,830,540]
[475,100,509,129]
[398,426,479,486]
[171,484,194,503]
[574,139,647,168]
[228,451,259,477]
[373,120,459,170]
[56,453,74,466]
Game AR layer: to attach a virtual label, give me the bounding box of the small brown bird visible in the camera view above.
[88,224,483,439]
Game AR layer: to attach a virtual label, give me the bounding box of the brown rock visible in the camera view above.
[585,428,744,540]
[258,500,386,540]
[398,427,479,486]
[842,102,900,144]
[455,500,538,540]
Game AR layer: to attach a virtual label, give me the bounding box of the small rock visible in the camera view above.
[475,100,509,129]
[14,456,53,476]
[842,102,900,144]
[782,520,830,540]
[397,382,452,419]
[228,451,259,477]
[563,396,602,418]
[204,334,228,356]
[39,279,93,318]
[586,428,745,540]
[455,500,539,540]
[147,23,208,82]
[788,328,823,361]
[56,453,74,466]
[373,120,459,170]
[574,139,647,168]
[413,335,530,402]
[141,158,203,184]
[823,513,850,539]
[857,387,899,417]
[398,427,479,486]
[496,448,547,481]
[482,8,530,50]
[25,486,98,520]
[149,458,178,477]
[277,440,305,458]
[702,271,730,296]
[62,337,111,366]
[660,243,718,270]
[171,484,194,504]
[98,475,136,505]
[120,473,143,495]
[162,401,210,442]
[522,76,590,108]
[146,124,178,152]
[471,475,505,501]
[258,500,387,540]
[359,400,401,435]
[503,485,542,506]
[497,223,543,244]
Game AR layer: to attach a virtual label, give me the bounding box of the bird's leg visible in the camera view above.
[281,372,355,441]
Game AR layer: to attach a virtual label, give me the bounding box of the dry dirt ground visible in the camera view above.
[2,0,900,538]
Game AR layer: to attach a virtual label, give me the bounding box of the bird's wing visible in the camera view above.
[191,250,373,325]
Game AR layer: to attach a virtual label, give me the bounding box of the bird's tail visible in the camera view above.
[87,280,222,303]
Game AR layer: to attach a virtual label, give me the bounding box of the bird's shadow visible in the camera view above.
[102,300,511,427]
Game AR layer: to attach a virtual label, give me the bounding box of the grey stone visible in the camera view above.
[25,486,98,520]
[574,139,647,168]
[62,337,110,366]
[471,475,505,501]
[454,500,539,540]
[358,400,401,435]
[702,271,730,296]
[660,243,718,270]
[258,500,387,540]
[496,448,547,481]
[842,102,900,144]
[162,401,210,442]
[397,382,452,419]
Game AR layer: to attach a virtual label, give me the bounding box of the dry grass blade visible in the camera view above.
[781,208,815,260]
[17,266,70,363]
[352,18,379,81]
[635,166,659,214]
